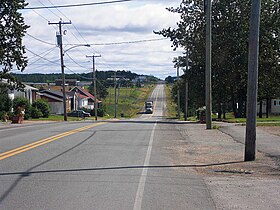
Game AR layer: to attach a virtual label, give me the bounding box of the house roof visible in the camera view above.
[40,92,63,102]
[23,84,38,91]
[71,87,97,101]
[40,90,72,99]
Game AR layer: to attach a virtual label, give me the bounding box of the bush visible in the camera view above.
[0,90,12,113]
[31,107,43,118]
[13,97,31,120]
[32,99,50,118]
[83,108,105,117]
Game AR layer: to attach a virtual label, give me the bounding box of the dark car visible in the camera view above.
[67,110,91,118]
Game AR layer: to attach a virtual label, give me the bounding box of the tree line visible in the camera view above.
[156,0,280,118]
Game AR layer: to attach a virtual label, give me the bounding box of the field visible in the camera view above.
[102,86,155,118]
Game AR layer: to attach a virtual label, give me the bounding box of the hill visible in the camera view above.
[12,70,159,84]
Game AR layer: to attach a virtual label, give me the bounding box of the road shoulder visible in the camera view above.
[173,122,280,209]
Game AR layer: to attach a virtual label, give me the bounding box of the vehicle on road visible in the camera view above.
[145,101,153,114]
[67,110,91,118]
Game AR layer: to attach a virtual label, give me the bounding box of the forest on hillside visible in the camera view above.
[12,70,159,83]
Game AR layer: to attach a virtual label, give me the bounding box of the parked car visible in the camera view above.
[67,110,91,118]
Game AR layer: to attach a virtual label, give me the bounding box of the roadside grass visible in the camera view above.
[213,113,280,126]
[164,84,177,119]
[257,122,280,126]
[102,85,155,118]
[28,115,87,121]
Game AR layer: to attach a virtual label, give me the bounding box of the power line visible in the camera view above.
[23,0,133,10]
[38,0,60,19]
[25,48,60,65]
[66,38,168,46]
[64,67,93,80]
[64,52,89,70]
[28,47,57,65]
[26,33,56,46]
[46,0,70,21]
[45,0,94,56]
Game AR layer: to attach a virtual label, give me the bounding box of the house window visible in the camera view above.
[279,101,280,106]
[274,101,277,106]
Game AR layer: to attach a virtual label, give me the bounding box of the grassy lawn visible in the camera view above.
[102,85,155,118]
[28,115,89,121]
[213,114,280,126]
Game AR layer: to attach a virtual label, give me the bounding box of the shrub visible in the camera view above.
[0,90,12,113]
[13,97,31,120]
[32,99,50,118]
[31,107,43,118]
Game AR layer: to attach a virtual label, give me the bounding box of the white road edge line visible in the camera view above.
[133,121,157,210]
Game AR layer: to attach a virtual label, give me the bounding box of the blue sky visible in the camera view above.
[19,0,184,79]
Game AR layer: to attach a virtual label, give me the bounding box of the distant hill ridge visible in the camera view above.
[12,70,157,83]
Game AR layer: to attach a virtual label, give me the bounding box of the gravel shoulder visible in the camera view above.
[170,122,280,210]
[258,126,280,136]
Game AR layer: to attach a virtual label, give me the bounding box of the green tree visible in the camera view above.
[0,87,12,112]
[257,0,280,117]
[88,80,108,100]
[155,0,280,118]
[0,0,29,89]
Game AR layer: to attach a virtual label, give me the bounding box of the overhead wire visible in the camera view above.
[28,47,57,65]
[85,38,168,46]
[64,52,90,70]
[26,33,56,46]
[25,48,60,65]
[23,0,133,10]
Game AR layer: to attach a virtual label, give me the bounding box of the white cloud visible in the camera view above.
[21,0,183,79]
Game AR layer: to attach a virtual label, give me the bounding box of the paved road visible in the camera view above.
[0,84,215,209]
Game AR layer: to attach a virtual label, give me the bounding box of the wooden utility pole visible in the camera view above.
[185,50,189,121]
[245,0,261,161]
[86,54,101,121]
[49,20,71,121]
[114,71,117,118]
[185,81,188,121]
[205,0,212,129]
[177,67,181,119]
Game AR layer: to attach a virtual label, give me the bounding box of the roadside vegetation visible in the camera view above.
[157,1,280,123]
[164,84,177,119]
[102,85,155,118]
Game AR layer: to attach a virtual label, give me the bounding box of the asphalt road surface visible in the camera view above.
[0,84,215,210]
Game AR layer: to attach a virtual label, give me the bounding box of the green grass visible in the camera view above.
[257,122,280,126]
[102,86,155,118]
[214,113,280,126]
[28,115,89,122]
[165,85,177,118]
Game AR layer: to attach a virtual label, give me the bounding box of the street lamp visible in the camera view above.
[63,44,91,55]
[60,44,90,121]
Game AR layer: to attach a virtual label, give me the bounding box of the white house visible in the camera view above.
[257,99,280,115]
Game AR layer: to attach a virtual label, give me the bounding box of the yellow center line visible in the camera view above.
[0,122,107,161]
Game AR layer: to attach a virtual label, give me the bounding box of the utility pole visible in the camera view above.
[177,67,180,120]
[185,50,189,121]
[245,0,261,161]
[205,0,212,129]
[86,54,101,121]
[49,20,71,121]
[114,71,117,118]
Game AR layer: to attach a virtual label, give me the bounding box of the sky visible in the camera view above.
[18,0,184,80]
